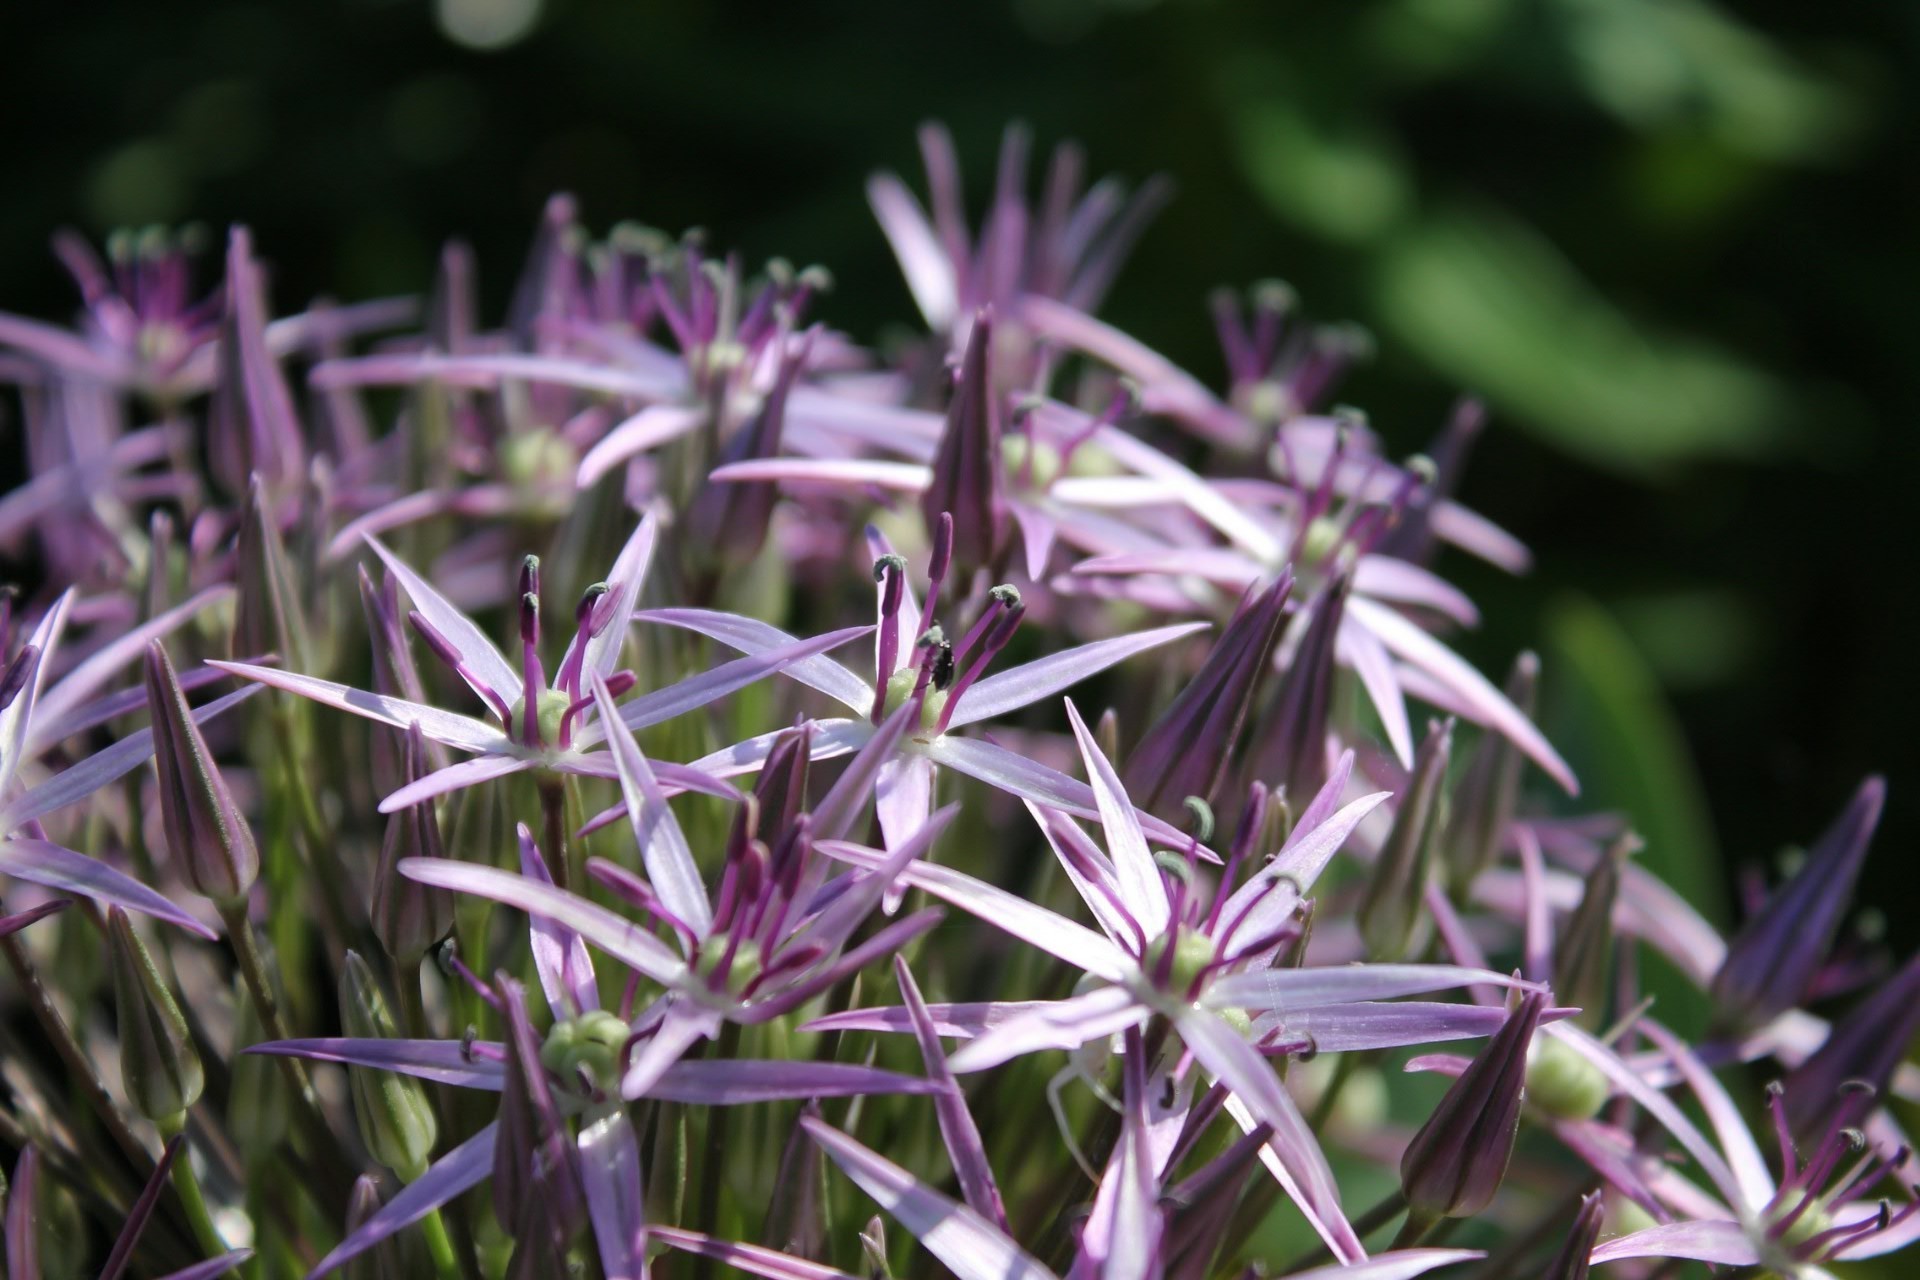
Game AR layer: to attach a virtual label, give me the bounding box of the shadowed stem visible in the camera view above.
[692,1019,744,1280]
[158,1114,230,1262]
[539,778,570,889]
[217,900,359,1217]
[0,929,154,1180]
[1278,1188,1408,1275]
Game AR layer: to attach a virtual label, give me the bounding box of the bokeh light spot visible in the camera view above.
[434,0,542,51]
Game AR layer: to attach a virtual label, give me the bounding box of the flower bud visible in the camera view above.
[1400,989,1545,1219]
[1542,1190,1603,1279]
[1445,653,1536,895]
[1710,775,1884,1033]
[1783,948,1920,1145]
[1554,834,1636,1029]
[371,725,454,966]
[144,641,259,904]
[1253,576,1346,802]
[108,907,203,1125]
[227,973,289,1159]
[921,309,1006,573]
[343,1174,428,1280]
[340,952,438,1182]
[1359,719,1452,961]
[231,472,311,672]
[1126,575,1290,814]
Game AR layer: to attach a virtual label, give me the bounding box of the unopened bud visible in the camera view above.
[372,725,455,965]
[1359,719,1453,961]
[1400,989,1545,1219]
[232,473,311,671]
[340,953,438,1182]
[108,908,203,1125]
[144,642,258,904]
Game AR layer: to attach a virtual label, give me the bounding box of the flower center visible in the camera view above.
[540,1009,631,1092]
[694,937,763,997]
[881,667,949,737]
[1524,1035,1609,1122]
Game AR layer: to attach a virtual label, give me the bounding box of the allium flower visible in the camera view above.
[213,512,865,811]
[0,588,249,934]
[812,710,1541,1262]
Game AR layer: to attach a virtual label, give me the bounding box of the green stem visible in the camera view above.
[692,1020,744,1280]
[218,902,359,1216]
[418,1206,464,1280]
[1279,1189,1408,1275]
[539,779,570,889]
[1390,1205,1441,1250]
[0,931,154,1180]
[158,1115,230,1262]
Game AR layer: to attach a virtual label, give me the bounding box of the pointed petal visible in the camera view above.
[1206,965,1537,1013]
[1064,698,1168,935]
[638,609,874,713]
[1338,620,1415,769]
[399,858,688,987]
[801,1117,1061,1280]
[688,719,865,784]
[867,173,958,329]
[1279,1249,1484,1280]
[246,1037,506,1089]
[377,754,532,813]
[591,672,712,938]
[33,585,233,733]
[156,1254,254,1280]
[620,1003,719,1100]
[1259,1001,1570,1054]
[576,1105,647,1280]
[599,625,873,740]
[1636,1020,1774,1212]
[207,661,506,753]
[577,404,705,487]
[584,512,659,680]
[1347,596,1576,794]
[897,957,1007,1227]
[1175,1006,1361,1264]
[945,986,1148,1074]
[0,838,215,938]
[650,1059,941,1105]
[311,1123,499,1276]
[520,824,599,1017]
[363,535,519,705]
[1587,1220,1758,1266]
[651,1228,862,1280]
[945,623,1209,729]
[711,458,933,490]
[801,1001,1057,1039]
[874,753,935,854]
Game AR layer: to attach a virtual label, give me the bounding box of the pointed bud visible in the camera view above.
[859,1215,891,1280]
[144,642,258,904]
[343,1174,427,1280]
[1359,720,1453,961]
[1541,1190,1603,1280]
[743,724,811,849]
[231,473,311,672]
[922,310,1006,573]
[1783,947,1920,1144]
[1711,776,1885,1032]
[340,953,438,1182]
[493,975,583,1241]
[1400,989,1545,1219]
[1555,835,1637,1029]
[108,908,203,1125]
[1127,575,1290,814]
[1446,653,1537,895]
[689,338,808,563]
[211,227,304,496]
[372,725,455,965]
[1253,577,1345,801]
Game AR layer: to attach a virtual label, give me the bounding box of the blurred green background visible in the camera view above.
[3,0,1914,946]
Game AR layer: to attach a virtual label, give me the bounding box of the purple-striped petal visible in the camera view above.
[637,608,872,713]
[1064,697,1168,935]
[520,823,599,1018]
[577,404,705,487]
[650,1228,863,1280]
[945,623,1209,730]
[599,625,874,739]
[649,1059,941,1105]
[363,535,519,707]
[801,1117,1061,1280]
[1279,1249,1483,1280]
[1205,965,1536,1013]
[591,672,712,939]
[377,754,532,813]
[0,838,215,938]
[945,986,1148,1074]
[578,1103,647,1280]
[246,1038,505,1089]
[896,957,1006,1227]
[1587,1220,1757,1266]
[311,1123,499,1276]
[206,661,506,754]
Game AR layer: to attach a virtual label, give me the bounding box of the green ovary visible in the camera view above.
[881,667,948,735]
[1002,434,1063,493]
[695,937,762,997]
[541,1009,631,1090]
[534,687,573,745]
[1145,927,1218,996]
[1525,1035,1609,1121]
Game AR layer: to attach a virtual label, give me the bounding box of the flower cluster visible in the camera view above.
[0,124,1912,1280]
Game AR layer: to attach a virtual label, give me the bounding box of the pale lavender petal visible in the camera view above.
[1094,425,1283,561]
[363,535,519,704]
[1258,1001,1570,1054]
[1279,1248,1483,1280]
[620,1003,719,1100]
[1008,501,1057,581]
[875,752,935,855]
[1833,1199,1920,1258]
[377,754,532,813]
[0,838,216,939]
[945,987,1147,1074]
[520,824,599,1018]
[1542,1022,1747,1212]
[33,585,233,732]
[583,511,659,680]
[578,1104,647,1280]
[801,1001,1053,1040]
[598,626,874,740]
[1346,596,1577,794]
[801,1117,1061,1280]
[688,719,865,784]
[1215,788,1391,944]
[808,707,907,842]
[591,672,712,939]
[638,609,873,713]
[1430,501,1531,574]
[206,661,507,754]
[897,957,1006,1227]
[1175,1006,1361,1264]
[867,173,958,328]
[1064,698,1168,935]
[400,858,689,987]
[650,1228,862,1280]
[816,840,1134,983]
[650,1059,940,1105]
[247,1038,506,1089]
[314,350,682,399]
[1351,558,1480,627]
[311,1123,498,1276]
[1636,1019,1774,1211]
[711,458,932,491]
[925,736,1208,856]
[1072,547,1264,585]
[1205,965,1534,1014]
[947,622,1209,729]
[783,804,959,960]
[1587,1220,1758,1266]
[1338,620,1414,769]
[1026,800,1136,947]
[155,1253,255,1280]
[577,404,705,487]
[1082,1039,1160,1280]
[551,752,741,804]
[0,686,259,832]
